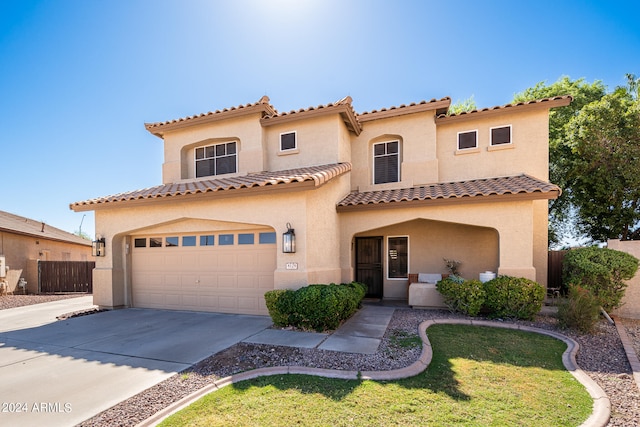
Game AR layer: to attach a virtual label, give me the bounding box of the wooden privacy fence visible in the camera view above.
[38,261,94,293]
[547,250,567,292]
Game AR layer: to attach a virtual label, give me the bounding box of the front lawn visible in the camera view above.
[160,325,593,426]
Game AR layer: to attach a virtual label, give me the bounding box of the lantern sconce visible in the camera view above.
[282,223,296,253]
[92,237,106,257]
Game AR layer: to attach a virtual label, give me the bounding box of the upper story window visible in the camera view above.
[457,130,478,150]
[280,131,297,151]
[195,142,237,178]
[490,125,511,146]
[373,141,400,184]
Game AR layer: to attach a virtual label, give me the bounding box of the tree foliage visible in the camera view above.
[566,89,640,241]
[513,75,640,244]
[448,95,477,115]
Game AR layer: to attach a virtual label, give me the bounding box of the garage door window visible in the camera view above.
[219,234,234,245]
[150,238,163,247]
[183,236,196,246]
[239,233,254,245]
[134,238,146,248]
[259,232,277,244]
[200,235,215,246]
[166,237,179,247]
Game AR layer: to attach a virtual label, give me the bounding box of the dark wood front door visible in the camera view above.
[356,237,383,299]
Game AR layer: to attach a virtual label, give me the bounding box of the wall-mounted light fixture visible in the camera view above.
[282,223,296,253]
[92,237,106,257]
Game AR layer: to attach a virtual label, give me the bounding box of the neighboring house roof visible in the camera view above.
[336,175,561,212]
[70,163,352,211]
[0,210,91,246]
[436,96,573,123]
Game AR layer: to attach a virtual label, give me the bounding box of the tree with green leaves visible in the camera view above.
[565,80,640,241]
[448,95,477,115]
[513,77,607,246]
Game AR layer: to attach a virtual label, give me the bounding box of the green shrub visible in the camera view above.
[264,289,295,326]
[483,275,545,320]
[563,246,639,311]
[436,277,486,316]
[264,282,366,331]
[558,285,601,333]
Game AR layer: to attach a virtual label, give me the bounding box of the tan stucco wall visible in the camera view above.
[264,115,351,171]
[351,111,439,192]
[0,231,91,293]
[352,219,499,299]
[92,174,351,309]
[339,199,543,296]
[608,240,640,319]
[436,109,550,182]
[160,112,266,183]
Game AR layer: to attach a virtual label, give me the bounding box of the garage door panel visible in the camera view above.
[132,231,276,315]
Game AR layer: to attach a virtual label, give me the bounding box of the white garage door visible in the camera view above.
[131,230,276,315]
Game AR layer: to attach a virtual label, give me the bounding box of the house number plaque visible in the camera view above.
[286,262,298,270]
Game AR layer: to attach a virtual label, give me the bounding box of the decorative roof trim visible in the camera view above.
[144,96,277,138]
[70,163,352,212]
[260,96,362,135]
[357,97,452,122]
[336,175,560,212]
[436,96,573,124]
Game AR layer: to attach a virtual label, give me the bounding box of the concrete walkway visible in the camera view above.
[244,304,396,354]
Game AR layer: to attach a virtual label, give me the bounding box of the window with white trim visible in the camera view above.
[387,236,408,279]
[490,125,511,146]
[195,141,237,178]
[373,141,400,184]
[280,131,297,151]
[457,130,477,150]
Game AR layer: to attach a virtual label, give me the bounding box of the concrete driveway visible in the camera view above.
[0,297,272,426]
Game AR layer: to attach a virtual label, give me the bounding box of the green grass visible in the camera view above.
[160,325,593,427]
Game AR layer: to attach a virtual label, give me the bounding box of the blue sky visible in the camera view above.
[1,0,638,238]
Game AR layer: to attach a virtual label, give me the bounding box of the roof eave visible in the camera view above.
[260,104,362,135]
[336,190,560,212]
[145,103,277,138]
[436,96,573,124]
[357,98,452,123]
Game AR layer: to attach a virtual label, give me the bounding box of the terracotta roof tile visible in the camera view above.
[144,96,276,134]
[0,210,91,245]
[436,95,573,121]
[70,163,351,211]
[357,97,451,120]
[337,175,560,211]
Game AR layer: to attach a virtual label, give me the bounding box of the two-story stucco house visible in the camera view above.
[71,94,571,315]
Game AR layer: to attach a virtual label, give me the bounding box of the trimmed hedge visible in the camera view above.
[483,275,545,320]
[264,282,367,331]
[436,276,485,316]
[563,246,639,311]
[436,275,545,320]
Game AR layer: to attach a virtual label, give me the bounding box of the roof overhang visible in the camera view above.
[71,163,352,212]
[145,97,277,138]
[260,102,362,135]
[357,98,451,122]
[336,175,560,213]
[436,96,573,125]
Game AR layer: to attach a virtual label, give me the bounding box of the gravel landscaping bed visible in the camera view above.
[0,294,85,310]
[78,308,640,427]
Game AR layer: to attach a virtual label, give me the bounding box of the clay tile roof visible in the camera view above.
[260,96,361,135]
[144,96,277,136]
[357,97,452,122]
[70,163,352,211]
[336,175,560,211]
[436,95,573,122]
[0,210,91,246]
